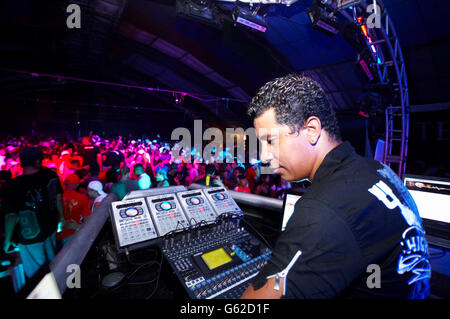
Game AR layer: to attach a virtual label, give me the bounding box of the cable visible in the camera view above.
[145,250,164,299]
[126,260,160,286]
[241,216,273,251]
[0,66,250,104]
[125,246,159,266]
[240,215,286,272]
[103,247,162,295]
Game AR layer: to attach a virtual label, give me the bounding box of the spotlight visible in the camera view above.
[232,4,267,33]
[307,0,339,36]
[176,0,222,28]
[357,50,377,82]
[335,0,359,10]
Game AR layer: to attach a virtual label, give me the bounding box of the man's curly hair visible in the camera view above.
[247,74,341,141]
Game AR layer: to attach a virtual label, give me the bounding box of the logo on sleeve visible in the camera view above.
[368,166,431,298]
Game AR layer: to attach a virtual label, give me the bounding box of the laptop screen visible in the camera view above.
[403,175,450,226]
[281,192,302,231]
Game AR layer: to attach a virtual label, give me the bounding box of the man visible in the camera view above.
[78,136,102,176]
[226,165,244,189]
[111,166,138,200]
[196,164,223,187]
[2,147,64,284]
[87,180,107,213]
[233,175,251,193]
[241,74,430,299]
[133,163,151,190]
[155,169,170,188]
[56,174,91,247]
[101,144,125,173]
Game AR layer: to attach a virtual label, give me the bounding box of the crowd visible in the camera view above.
[0,134,297,202]
[0,134,300,290]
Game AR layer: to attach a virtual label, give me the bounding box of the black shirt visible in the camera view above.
[2,167,63,245]
[78,144,100,175]
[103,150,125,168]
[251,142,430,299]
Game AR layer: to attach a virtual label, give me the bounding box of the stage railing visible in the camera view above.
[188,183,283,212]
[50,193,117,294]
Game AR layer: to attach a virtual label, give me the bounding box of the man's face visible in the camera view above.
[87,189,96,198]
[134,167,143,176]
[254,108,315,182]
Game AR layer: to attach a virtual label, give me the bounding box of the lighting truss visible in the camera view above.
[325,0,410,176]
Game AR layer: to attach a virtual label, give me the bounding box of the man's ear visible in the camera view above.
[304,116,322,146]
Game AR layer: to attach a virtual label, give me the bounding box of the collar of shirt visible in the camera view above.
[312,141,355,184]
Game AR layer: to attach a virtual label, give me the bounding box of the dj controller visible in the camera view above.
[109,186,272,299]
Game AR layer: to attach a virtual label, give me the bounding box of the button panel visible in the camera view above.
[111,199,158,247]
[176,190,218,225]
[146,194,190,236]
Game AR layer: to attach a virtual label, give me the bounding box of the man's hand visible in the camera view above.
[3,238,17,254]
[241,277,284,299]
[3,212,18,253]
[64,219,80,230]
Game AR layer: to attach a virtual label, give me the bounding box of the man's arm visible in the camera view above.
[97,152,103,172]
[241,277,284,299]
[3,213,17,253]
[241,200,364,299]
[56,193,64,222]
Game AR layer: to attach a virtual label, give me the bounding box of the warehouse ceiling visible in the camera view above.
[0,0,449,134]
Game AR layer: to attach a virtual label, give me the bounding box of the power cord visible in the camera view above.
[145,250,164,299]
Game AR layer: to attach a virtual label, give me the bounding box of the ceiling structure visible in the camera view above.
[0,0,449,136]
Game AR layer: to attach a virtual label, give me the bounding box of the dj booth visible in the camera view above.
[46,184,284,299]
[17,177,449,299]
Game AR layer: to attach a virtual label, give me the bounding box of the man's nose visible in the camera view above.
[259,143,274,166]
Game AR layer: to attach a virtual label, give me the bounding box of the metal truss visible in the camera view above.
[326,0,410,176]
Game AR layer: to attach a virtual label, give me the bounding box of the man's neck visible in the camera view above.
[309,139,342,181]
[22,166,40,175]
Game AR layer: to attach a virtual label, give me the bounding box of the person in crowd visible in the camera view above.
[78,136,102,176]
[0,170,12,214]
[254,175,271,197]
[270,174,290,199]
[155,169,170,188]
[56,174,90,247]
[6,157,22,178]
[58,151,83,185]
[0,147,6,171]
[2,147,64,287]
[166,163,180,186]
[245,163,257,192]
[101,143,125,173]
[227,165,245,190]
[184,163,199,186]
[111,166,138,200]
[233,175,251,193]
[133,163,151,190]
[196,163,223,187]
[87,180,107,213]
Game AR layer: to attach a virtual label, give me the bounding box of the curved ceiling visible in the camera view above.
[0,0,449,135]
